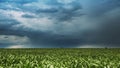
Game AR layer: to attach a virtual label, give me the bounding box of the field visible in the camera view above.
[0,48,120,68]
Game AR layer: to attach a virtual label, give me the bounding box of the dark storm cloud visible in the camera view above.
[22,14,36,18]
[27,32,84,48]
[87,11,120,47]
[35,0,83,21]
[36,9,58,13]
[0,19,19,27]
[82,7,120,47]
[0,43,11,48]
[0,0,120,48]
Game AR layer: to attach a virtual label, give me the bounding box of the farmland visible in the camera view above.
[0,48,120,68]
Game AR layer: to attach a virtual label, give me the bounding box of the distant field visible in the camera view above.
[0,48,120,68]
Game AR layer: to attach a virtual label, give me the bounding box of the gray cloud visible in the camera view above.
[0,0,120,48]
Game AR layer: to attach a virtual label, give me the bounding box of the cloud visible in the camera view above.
[0,35,30,44]
[77,45,103,48]
[0,0,120,48]
[7,45,24,48]
[7,45,31,48]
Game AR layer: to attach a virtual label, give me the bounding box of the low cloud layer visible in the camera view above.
[0,0,120,48]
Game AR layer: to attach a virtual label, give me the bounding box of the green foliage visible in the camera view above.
[0,48,120,68]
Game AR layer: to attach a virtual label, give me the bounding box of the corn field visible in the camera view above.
[0,48,120,68]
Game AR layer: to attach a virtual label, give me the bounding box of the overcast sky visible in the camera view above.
[0,0,120,48]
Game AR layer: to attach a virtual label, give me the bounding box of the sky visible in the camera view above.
[0,0,120,48]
